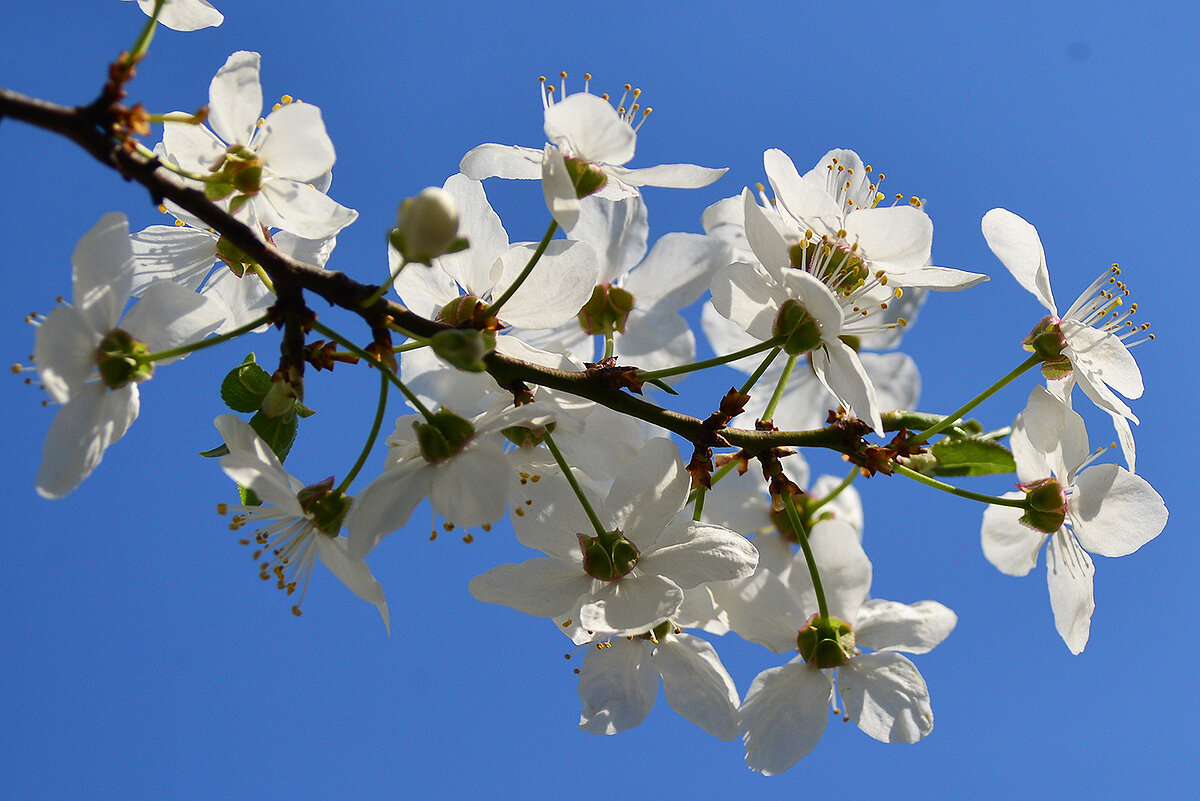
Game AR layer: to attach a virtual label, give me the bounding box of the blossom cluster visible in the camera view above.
[17,10,1169,777]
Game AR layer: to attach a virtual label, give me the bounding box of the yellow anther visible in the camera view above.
[584,72,592,80]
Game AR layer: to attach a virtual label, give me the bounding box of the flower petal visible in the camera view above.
[315,535,390,634]
[469,558,593,618]
[207,51,262,147]
[981,497,1047,576]
[37,383,139,499]
[641,521,759,589]
[544,93,635,165]
[459,144,543,180]
[1045,530,1095,654]
[256,102,337,181]
[654,634,740,740]
[740,659,831,775]
[839,651,933,743]
[854,599,958,654]
[577,638,658,735]
[603,438,689,548]
[1071,464,1166,557]
[981,208,1056,314]
[609,162,727,189]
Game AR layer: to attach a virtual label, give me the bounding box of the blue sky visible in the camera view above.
[1,1,1196,798]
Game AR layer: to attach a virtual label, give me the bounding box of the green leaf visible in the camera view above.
[249,409,298,463]
[199,443,229,458]
[930,437,1017,477]
[221,353,272,413]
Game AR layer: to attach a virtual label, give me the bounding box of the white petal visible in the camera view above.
[709,261,786,341]
[654,634,740,740]
[577,638,658,735]
[609,162,727,189]
[34,306,100,404]
[740,659,831,775]
[808,520,873,623]
[207,52,262,147]
[853,599,957,654]
[73,212,134,333]
[36,383,139,499]
[258,180,358,239]
[845,205,933,272]
[603,438,689,547]
[459,144,543,180]
[624,233,729,313]
[136,0,224,31]
[641,522,759,588]
[544,93,635,164]
[839,652,933,743]
[434,175,510,290]
[429,443,511,528]
[1063,321,1143,404]
[129,225,218,294]
[980,498,1047,576]
[490,240,600,329]
[540,145,580,232]
[122,280,226,362]
[614,310,694,375]
[569,194,648,283]
[469,559,592,618]
[1045,531,1095,654]
[1070,464,1166,557]
[811,338,884,433]
[315,536,390,633]
[343,463,433,557]
[578,573,684,633]
[763,148,843,229]
[510,464,596,560]
[256,102,337,181]
[160,120,228,173]
[742,188,790,271]
[981,208,1056,313]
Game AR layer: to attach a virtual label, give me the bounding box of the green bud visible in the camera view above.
[413,410,476,463]
[214,144,264,195]
[578,528,640,581]
[394,187,462,263]
[564,156,608,199]
[95,328,153,388]
[774,298,824,355]
[260,370,302,419]
[435,295,490,328]
[577,284,636,336]
[796,614,856,668]
[429,328,495,372]
[296,477,352,536]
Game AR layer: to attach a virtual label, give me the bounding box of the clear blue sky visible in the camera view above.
[1,2,1196,798]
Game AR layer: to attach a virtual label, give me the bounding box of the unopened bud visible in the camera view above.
[394,187,462,263]
[563,156,608,199]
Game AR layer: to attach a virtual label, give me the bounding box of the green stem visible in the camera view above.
[808,467,858,515]
[129,140,216,182]
[892,463,1027,508]
[738,346,782,396]
[905,353,1041,447]
[485,219,558,319]
[145,313,270,362]
[248,263,276,294]
[543,431,607,539]
[783,490,829,620]
[309,320,436,422]
[125,0,165,64]
[363,254,408,308]
[603,331,616,361]
[638,335,787,383]
[692,485,707,522]
[760,354,798,421]
[338,370,390,492]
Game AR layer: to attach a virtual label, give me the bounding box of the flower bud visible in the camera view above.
[773,298,823,355]
[394,187,461,263]
[796,614,855,668]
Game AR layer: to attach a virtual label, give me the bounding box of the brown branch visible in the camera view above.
[0,82,867,463]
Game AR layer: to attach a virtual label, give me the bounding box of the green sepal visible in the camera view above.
[773,298,823,356]
[564,156,608,198]
[238,486,263,507]
[413,410,475,463]
[204,181,235,201]
[578,528,640,581]
[929,437,1017,477]
[95,328,153,388]
[577,284,636,336]
[797,614,855,668]
[297,478,352,536]
[220,353,272,413]
[430,328,495,372]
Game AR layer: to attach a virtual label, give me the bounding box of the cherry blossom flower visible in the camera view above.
[125,0,223,31]
[982,208,1149,470]
[214,415,389,630]
[159,51,357,239]
[980,386,1167,653]
[576,624,740,740]
[468,438,758,640]
[34,213,225,498]
[460,76,725,230]
[733,523,956,775]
